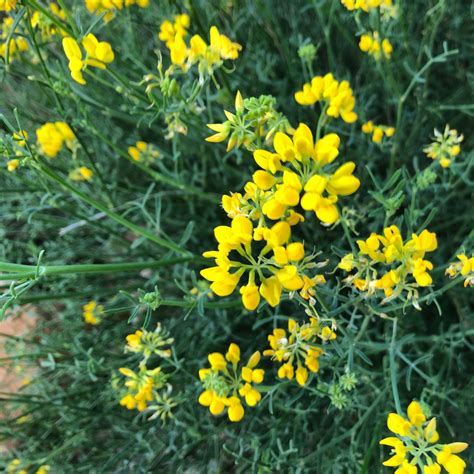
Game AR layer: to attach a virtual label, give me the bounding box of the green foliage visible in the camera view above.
[0,0,472,472]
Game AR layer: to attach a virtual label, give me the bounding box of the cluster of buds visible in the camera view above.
[1,130,29,172]
[424,125,463,168]
[294,73,358,124]
[125,324,174,362]
[198,343,264,422]
[381,401,468,474]
[338,226,438,306]
[263,317,336,386]
[206,91,293,152]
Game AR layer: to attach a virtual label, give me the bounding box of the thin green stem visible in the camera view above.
[34,161,190,255]
[0,257,195,281]
[389,317,402,414]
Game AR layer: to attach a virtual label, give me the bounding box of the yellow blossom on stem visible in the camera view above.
[264,317,333,386]
[362,120,395,143]
[198,343,264,422]
[381,401,469,474]
[294,73,358,123]
[36,122,76,158]
[338,225,438,305]
[62,34,115,85]
[82,300,104,325]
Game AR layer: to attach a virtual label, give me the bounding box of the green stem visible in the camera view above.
[389,317,402,414]
[0,257,194,281]
[34,161,190,255]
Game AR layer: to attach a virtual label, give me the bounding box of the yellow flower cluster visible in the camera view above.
[158,13,191,48]
[128,140,160,162]
[446,254,473,288]
[0,0,16,12]
[294,73,358,123]
[125,324,174,361]
[6,459,50,474]
[381,401,469,474]
[202,122,361,309]
[82,300,104,325]
[5,130,28,172]
[198,343,264,422]
[36,122,76,158]
[31,3,66,39]
[118,365,166,412]
[338,226,438,301]
[85,0,149,21]
[206,91,293,152]
[263,318,335,386]
[118,324,175,418]
[424,125,463,168]
[159,13,241,74]
[62,34,115,85]
[1,17,28,60]
[362,120,395,143]
[341,0,396,16]
[359,32,393,60]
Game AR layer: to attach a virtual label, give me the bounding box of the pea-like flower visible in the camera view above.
[359,32,393,60]
[62,34,115,85]
[82,300,104,325]
[445,253,473,288]
[380,401,469,474]
[125,324,174,362]
[198,343,264,422]
[362,120,395,143]
[263,318,334,386]
[294,73,358,124]
[338,226,438,306]
[36,122,76,158]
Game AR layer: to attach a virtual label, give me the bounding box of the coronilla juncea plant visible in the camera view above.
[198,343,264,422]
[338,226,438,305]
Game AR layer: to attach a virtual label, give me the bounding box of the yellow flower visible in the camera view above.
[82,300,103,325]
[118,365,167,413]
[69,166,93,181]
[199,344,264,422]
[36,121,76,158]
[7,159,20,172]
[362,121,395,143]
[62,34,115,85]
[265,318,328,386]
[445,253,474,287]
[295,73,358,123]
[381,401,469,474]
[359,32,393,60]
[340,225,437,304]
[0,0,17,11]
[424,125,463,168]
